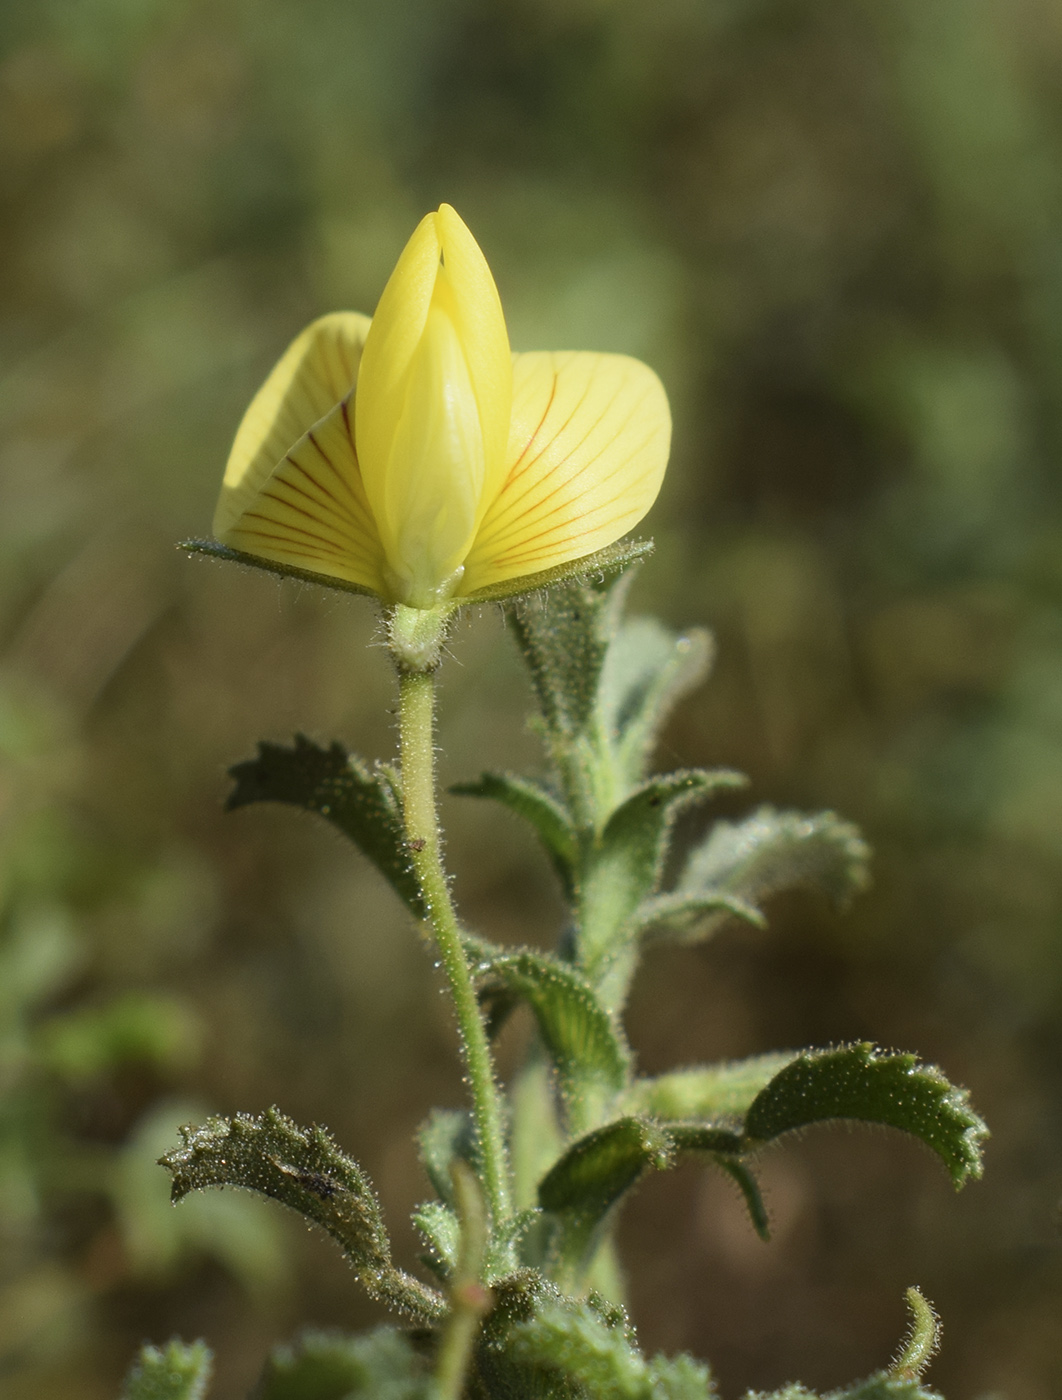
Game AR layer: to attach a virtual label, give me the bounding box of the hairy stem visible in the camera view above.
[398,666,513,1229]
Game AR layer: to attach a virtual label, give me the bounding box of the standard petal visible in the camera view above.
[355,211,440,511]
[460,351,670,593]
[220,392,387,594]
[214,312,372,538]
[435,203,512,511]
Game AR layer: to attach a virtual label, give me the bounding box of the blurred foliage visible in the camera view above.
[0,0,1060,1396]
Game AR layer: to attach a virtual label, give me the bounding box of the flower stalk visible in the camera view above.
[396,658,512,1233]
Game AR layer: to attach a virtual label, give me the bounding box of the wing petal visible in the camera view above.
[221,394,386,594]
[461,351,670,594]
[214,312,372,538]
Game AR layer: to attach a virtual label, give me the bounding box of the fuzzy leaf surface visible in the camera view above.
[579,769,745,1004]
[417,1108,477,1207]
[507,578,619,738]
[161,1108,443,1319]
[621,1054,797,1121]
[508,1300,649,1399]
[678,806,870,927]
[473,946,630,1120]
[745,1380,940,1400]
[121,1340,213,1400]
[256,1326,429,1400]
[227,736,424,916]
[744,1044,987,1187]
[598,617,713,788]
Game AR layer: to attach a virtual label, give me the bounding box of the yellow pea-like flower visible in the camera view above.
[213,205,671,609]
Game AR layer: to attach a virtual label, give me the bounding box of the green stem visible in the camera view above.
[398,666,513,1229]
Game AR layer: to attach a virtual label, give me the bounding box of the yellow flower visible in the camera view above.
[213,205,670,609]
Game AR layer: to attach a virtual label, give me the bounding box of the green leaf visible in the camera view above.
[579,770,745,1005]
[889,1288,940,1382]
[620,1053,798,1121]
[452,772,577,895]
[744,1044,988,1187]
[711,1156,770,1242]
[537,1118,673,1276]
[417,1108,477,1207]
[539,1117,751,1277]
[40,993,200,1082]
[676,806,870,938]
[412,1199,459,1280]
[634,890,765,942]
[745,1378,941,1400]
[120,1339,213,1400]
[647,1353,717,1400]
[507,577,623,739]
[257,1326,429,1400]
[598,617,713,788]
[226,736,424,917]
[160,1108,444,1319]
[508,1299,648,1399]
[471,946,630,1124]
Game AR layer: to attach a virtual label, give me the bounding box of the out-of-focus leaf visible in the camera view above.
[256,1326,429,1400]
[598,616,713,789]
[417,1108,477,1208]
[160,1108,443,1319]
[120,1339,213,1400]
[620,1053,797,1120]
[744,1044,987,1187]
[672,807,870,941]
[40,994,201,1081]
[226,736,424,916]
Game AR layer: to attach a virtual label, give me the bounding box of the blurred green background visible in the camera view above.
[0,0,1059,1395]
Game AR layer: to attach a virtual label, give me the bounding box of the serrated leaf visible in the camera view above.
[121,1339,213,1400]
[471,946,630,1126]
[160,1108,444,1319]
[620,1053,797,1121]
[579,770,745,1007]
[257,1326,429,1400]
[598,617,713,789]
[678,806,870,934]
[452,772,577,895]
[226,736,424,916]
[744,1044,987,1187]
